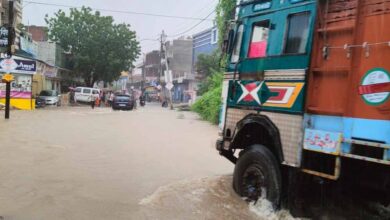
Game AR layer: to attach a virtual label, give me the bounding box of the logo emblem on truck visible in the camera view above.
[359,68,390,106]
[234,81,271,105]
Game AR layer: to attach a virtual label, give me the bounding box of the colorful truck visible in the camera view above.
[216,0,390,211]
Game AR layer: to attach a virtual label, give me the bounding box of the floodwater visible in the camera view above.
[0,104,295,220]
[138,175,296,220]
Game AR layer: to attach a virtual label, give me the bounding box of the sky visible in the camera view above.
[22,0,218,63]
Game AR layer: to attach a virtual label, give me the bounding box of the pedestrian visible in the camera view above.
[91,95,96,109]
[109,92,114,107]
[104,92,110,107]
[69,90,75,105]
[95,95,100,107]
[100,91,105,107]
[131,89,137,110]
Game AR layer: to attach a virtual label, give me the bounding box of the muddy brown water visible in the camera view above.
[137,175,296,220]
[0,105,296,220]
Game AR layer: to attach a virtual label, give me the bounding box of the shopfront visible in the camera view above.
[0,57,37,110]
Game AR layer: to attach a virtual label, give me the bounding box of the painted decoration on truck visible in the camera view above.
[230,80,272,106]
[264,82,304,108]
[359,68,390,106]
[304,129,343,155]
[228,81,305,112]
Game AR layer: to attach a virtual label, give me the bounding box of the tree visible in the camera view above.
[216,0,237,47]
[195,50,220,78]
[45,7,140,86]
[191,0,237,124]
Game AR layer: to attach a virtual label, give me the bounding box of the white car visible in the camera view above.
[74,87,100,103]
[38,90,61,106]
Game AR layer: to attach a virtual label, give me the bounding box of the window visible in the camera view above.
[248,20,270,58]
[92,90,99,95]
[284,12,310,54]
[39,90,55,96]
[211,28,218,44]
[231,24,244,63]
[83,89,91,94]
[75,88,82,93]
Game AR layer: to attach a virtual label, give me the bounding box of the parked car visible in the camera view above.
[38,90,61,106]
[112,94,135,111]
[74,87,100,103]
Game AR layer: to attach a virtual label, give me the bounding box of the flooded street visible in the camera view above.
[0,104,293,220]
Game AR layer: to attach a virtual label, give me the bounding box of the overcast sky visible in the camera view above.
[23,0,218,62]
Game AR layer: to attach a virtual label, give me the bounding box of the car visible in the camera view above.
[74,87,100,103]
[38,90,61,106]
[112,94,134,111]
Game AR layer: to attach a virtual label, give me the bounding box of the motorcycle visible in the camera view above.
[140,96,146,107]
[35,97,46,108]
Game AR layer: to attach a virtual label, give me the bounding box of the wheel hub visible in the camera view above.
[242,165,266,201]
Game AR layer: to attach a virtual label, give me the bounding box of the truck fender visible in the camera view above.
[230,114,284,163]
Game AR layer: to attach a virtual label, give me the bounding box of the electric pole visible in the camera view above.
[4,0,15,119]
[160,30,173,110]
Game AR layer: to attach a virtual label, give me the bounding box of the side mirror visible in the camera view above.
[223,29,235,55]
[227,29,235,54]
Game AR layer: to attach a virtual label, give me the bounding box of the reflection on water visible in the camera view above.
[139,175,298,220]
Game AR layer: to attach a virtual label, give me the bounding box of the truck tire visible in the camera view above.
[233,144,282,209]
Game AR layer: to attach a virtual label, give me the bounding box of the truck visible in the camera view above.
[216,0,390,215]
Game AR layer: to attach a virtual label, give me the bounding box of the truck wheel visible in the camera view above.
[233,145,282,209]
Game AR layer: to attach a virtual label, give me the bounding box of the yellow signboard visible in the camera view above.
[2,73,14,83]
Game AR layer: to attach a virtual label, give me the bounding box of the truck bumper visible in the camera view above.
[216,139,237,164]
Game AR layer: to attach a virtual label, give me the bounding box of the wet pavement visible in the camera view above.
[0,104,295,220]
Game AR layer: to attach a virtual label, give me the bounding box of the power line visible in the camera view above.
[167,9,215,38]
[171,0,218,33]
[23,0,214,21]
[139,38,160,42]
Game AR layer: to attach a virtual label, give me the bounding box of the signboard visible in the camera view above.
[165,82,174,90]
[304,129,342,155]
[0,26,8,47]
[2,73,14,83]
[359,68,390,106]
[0,74,32,99]
[290,0,307,3]
[0,58,36,74]
[164,70,172,83]
[253,2,271,11]
[43,66,58,78]
[20,37,38,58]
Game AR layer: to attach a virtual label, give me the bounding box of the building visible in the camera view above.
[192,26,218,71]
[130,62,144,90]
[1,0,23,49]
[144,50,160,85]
[26,26,48,42]
[165,37,194,103]
[0,0,40,110]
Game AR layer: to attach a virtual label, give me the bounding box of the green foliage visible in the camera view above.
[196,50,222,95]
[192,72,223,124]
[216,0,237,47]
[191,0,236,124]
[197,69,223,95]
[45,7,140,86]
[195,50,220,77]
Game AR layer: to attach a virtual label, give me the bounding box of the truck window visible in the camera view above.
[83,89,91,94]
[75,88,82,93]
[248,20,270,58]
[284,12,310,54]
[231,24,244,63]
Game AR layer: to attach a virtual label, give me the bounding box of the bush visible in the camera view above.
[192,72,223,124]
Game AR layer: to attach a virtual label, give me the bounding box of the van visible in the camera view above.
[74,87,100,103]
